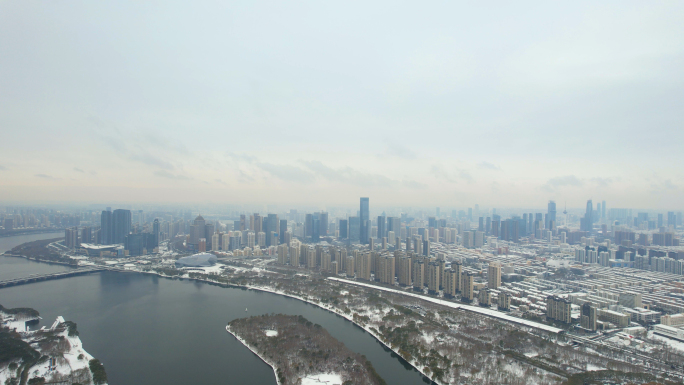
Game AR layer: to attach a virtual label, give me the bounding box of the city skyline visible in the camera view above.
[2,1,683,208]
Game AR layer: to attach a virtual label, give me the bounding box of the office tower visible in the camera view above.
[360,197,369,244]
[279,219,287,244]
[263,214,278,246]
[581,200,593,232]
[316,212,327,237]
[491,220,500,238]
[668,212,677,229]
[377,215,386,240]
[339,219,348,239]
[488,262,501,289]
[112,209,132,244]
[100,210,113,245]
[151,219,160,248]
[204,223,215,250]
[580,303,597,331]
[602,201,606,219]
[478,217,484,232]
[485,217,492,235]
[198,238,206,252]
[303,214,313,237]
[547,201,557,230]
[658,213,664,228]
[467,207,473,221]
[348,217,360,242]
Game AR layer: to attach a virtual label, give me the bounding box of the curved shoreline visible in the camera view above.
[141,270,440,385]
[225,325,282,385]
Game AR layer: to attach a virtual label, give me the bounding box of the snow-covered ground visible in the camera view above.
[0,316,101,385]
[649,331,684,353]
[301,373,343,385]
[327,277,564,334]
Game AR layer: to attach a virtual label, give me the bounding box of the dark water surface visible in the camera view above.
[0,232,74,281]
[0,236,431,385]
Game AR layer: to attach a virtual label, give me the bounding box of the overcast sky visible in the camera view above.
[1,1,683,209]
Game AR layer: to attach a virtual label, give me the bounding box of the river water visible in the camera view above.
[0,234,431,385]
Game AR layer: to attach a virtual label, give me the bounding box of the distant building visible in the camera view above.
[175,253,217,268]
[478,289,491,307]
[498,292,511,311]
[488,262,501,289]
[546,296,572,324]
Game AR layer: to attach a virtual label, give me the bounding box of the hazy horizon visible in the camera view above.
[2,1,683,209]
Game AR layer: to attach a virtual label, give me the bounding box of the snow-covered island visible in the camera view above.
[227,314,386,385]
[0,305,107,385]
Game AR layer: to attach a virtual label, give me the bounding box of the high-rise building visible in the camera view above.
[100,210,113,245]
[488,262,501,289]
[461,272,474,302]
[349,216,360,242]
[65,227,79,249]
[581,200,593,232]
[279,219,288,244]
[377,215,386,240]
[360,197,369,244]
[81,226,92,244]
[547,201,557,230]
[601,201,606,219]
[338,219,348,239]
[152,219,160,249]
[112,209,132,244]
[319,212,328,237]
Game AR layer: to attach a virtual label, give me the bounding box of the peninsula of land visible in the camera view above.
[227,314,386,385]
[0,305,107,385]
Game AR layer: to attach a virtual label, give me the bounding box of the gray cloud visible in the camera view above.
[35,174,55,179]
[385,144,417,160]
[590,177,613,187]
[153,170,192,180]
[73,167,85,173]
[301,160,399,187]
[459,170,475,184]
[256,162,315,183]
[478,162,501,171]
[0,165,6,170]
[542,175,583,192]
[129,152,175,170]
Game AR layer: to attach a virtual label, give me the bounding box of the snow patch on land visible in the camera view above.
[301,373,343,385]
[265,330,278,337]
[649,331,684,352]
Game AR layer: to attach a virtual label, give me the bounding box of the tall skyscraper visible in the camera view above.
[581,200,593,232]
[360,197,369,244]
[318,212,328,237]
[100,210,113,245]
[377,215,386,240]
[152,218,160,248]
[339,219,348,239]
[279,219,288,244]
[546,201,557,230]
[112,209,132,244]
[602,200,606,219]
